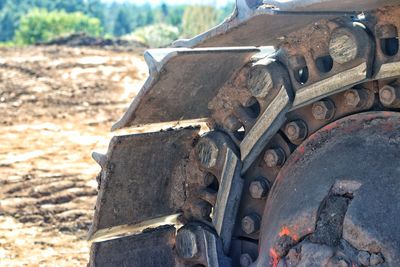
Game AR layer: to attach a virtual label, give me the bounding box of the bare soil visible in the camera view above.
[0,45,147,266]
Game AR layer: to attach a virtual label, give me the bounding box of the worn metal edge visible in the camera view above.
[173,0,367,49]
[88,214,180,243]
[266,0,399,12]
[212,148,244,253]
[241,87,292,173]
[292,62,367,109]
[112,118,209,136]
[111,47,259,131]
[375,61,400,80]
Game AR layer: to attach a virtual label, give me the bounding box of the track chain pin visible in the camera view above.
[264,148,286,168]
[285,120,308,143]
[329,27,359,64]
[344,88,369,108]
[241,213,261,234]
[312,99,336,121]
[249,177,270,199]
[379,84,400,108]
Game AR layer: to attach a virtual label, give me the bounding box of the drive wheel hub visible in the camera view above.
[256,112,400,267]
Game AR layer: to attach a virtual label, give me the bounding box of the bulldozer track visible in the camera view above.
[89,1,400,266]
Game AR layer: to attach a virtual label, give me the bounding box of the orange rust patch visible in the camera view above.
[269,248,279,267]
[279,226,299,241]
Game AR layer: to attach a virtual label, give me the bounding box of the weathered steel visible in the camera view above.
[241,78,293,173]
[175,223,232,267]
[88,128,199,242]
[291,63,369,108]
[174,0,397,49]
[212,148,243,253]
[89,226,176,267]
[89,1,400,266]
[256,112,400,266]
[112,47,260,130]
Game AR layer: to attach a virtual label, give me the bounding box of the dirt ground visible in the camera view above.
[0,45,147,266]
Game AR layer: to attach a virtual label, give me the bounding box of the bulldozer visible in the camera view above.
[87,0,400,266]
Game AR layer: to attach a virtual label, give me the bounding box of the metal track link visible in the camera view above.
[89,2,400,266]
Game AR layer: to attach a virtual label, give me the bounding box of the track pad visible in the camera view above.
[88,128,199,241]
[89,226,176,267]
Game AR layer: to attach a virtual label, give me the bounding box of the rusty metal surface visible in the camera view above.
[256,112,400,266]
[112,47,260,131]
[88,1,400,266]
[89,226,176,267]
[174,0,399,49]
[241,85,292,173]
[88,128,199,241]
[268,0,399,12]
[213,148,243,253]
[175,223,232,267]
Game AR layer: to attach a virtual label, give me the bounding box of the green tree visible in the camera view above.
[0,0,7,10]
[0,11,15,42]
[165,5,185,27]
[14,9,102,44]
[113,9,131,36]
[182,5,219,38]
[132,23,179,48]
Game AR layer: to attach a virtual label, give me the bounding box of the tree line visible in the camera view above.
[0,0,234,46]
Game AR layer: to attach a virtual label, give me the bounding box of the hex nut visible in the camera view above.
[370,253,384,265]
[241,213,261,234]
[357,251,370,266]
[175,229,199,260]
[285,120,308,142]
[240,253,253,267]
[264,148,286,168]
[344,89,368,108]
[379,84,400,107]
[249,178,269,199]
[312,99,336,121]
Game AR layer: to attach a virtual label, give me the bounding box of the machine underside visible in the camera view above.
[88,0,400,266]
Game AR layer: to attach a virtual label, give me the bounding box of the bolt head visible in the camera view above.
[337,259,349,267]
[380,85,399,106]
[197,139,219,169]
[345,89,368,108]
[329,28,358,64]
[370,253,384,265]
[175,229,199,259]
[241,214,261,235]
[264,148,286,168]
[312,99,336,121]
[285,120,308,142]
[249,178,269,199]
[224,115,242,132]
[357,251,370,266]
[240,253,253,267]
[248,66,273,98]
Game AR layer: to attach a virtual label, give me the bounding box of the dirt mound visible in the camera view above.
[41,32,148,49]
[0,45,147,266]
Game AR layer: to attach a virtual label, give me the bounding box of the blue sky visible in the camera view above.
[101,0,235,7]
